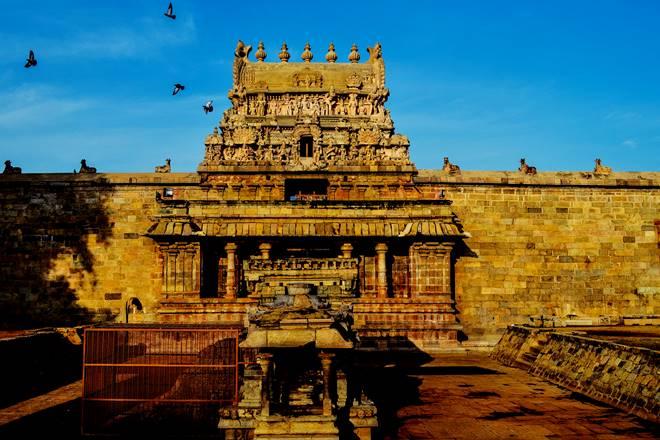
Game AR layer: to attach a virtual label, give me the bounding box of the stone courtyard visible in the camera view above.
[0,352,657,439]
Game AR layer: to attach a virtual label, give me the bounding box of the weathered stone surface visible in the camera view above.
[492,325,660,422]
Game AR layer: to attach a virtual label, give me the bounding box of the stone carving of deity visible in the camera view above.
[347,145,359,161]
[278,143,288,163]
[325,143,339,162]
[311,99,320,116]
[255,95,266,116]
[335,98,345,116]
[323,91,335,116]
[348,94,358,116]
[264,145,273,161]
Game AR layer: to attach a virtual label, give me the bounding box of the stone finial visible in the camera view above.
[255,41,267,62]
[348,44,360,63]
[278,42,290,63]
[301,42,313,62]
[325,43,337,63]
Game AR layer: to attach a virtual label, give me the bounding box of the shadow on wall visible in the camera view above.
[452,238,479,343]
[0,175,114,328]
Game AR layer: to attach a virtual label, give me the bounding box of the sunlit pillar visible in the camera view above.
[375,243,388,298]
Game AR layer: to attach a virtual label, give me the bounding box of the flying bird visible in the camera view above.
[24,50,37,68]
[164,2,176,20]
[172,83,185,95]
[203,100,214,114]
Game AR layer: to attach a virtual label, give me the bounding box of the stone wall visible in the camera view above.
[1,171,658,343]
[492,325,659,422]
[0,173,198,327]
[417,171,660,345]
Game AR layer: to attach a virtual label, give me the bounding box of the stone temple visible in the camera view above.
[147,40,465,350]
[0,40,658,345]
[0,40,659,437]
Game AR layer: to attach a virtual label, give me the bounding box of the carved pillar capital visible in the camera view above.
[258,242,272,260]
[375,243,388,253]
[340,243,353,259]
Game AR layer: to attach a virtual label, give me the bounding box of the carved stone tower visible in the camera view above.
[148,41,467,350]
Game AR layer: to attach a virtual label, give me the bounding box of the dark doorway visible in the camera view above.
[299,136,314,158]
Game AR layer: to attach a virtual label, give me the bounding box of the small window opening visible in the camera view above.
[299,136,314,158]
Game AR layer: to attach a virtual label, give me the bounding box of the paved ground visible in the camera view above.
[391,353,659,440]
[0,353,657,439]
[0,380,81,427]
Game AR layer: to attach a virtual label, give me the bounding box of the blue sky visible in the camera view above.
[1,0,659,172]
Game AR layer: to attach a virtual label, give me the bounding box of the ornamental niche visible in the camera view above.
[199,41,412,171]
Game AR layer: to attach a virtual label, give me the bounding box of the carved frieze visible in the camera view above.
[292,68,323,88]
[231,127,257,145]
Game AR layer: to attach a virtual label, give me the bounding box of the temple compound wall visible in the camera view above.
[1,41,658,349]
[1,171,657,347]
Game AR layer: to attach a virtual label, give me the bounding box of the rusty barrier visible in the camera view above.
[82,325,254,436]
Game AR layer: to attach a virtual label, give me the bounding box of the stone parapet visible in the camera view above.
[492,325,659,422]
[416,170,660,187]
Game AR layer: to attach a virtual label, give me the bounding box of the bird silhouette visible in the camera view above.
[203,100,214,114]
[172,83,185,95]
[164,2,176,20]
[24,50,37,68]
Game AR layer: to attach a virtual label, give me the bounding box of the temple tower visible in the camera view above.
[147,41,468,349]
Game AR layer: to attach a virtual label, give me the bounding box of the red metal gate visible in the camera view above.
[82,325,244,436]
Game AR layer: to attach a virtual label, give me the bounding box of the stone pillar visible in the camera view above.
[320,352,334,416]
[375,243,388,299]
[225,242,238,299]
[340,243,353,259]
[259,242,272,259]
[256,353,273,417]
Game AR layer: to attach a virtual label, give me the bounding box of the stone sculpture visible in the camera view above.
[79,159,97,174]
[3,160,21,174]
[155,158,171,173]
[442,157,461,175]
[594,158,612,175]
[519,158,537,175]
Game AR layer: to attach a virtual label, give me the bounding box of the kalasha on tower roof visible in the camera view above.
[198,41,413,175]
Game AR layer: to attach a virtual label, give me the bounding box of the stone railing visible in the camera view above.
[492,325,659,422]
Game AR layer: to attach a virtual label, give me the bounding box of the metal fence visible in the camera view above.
[82,325,251,436]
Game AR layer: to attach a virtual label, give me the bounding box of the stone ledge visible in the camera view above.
[0,172,200,185]
[416,170,660,187]
[491,325,659,423]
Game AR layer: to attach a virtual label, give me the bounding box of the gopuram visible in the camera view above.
[147,41,466,349]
